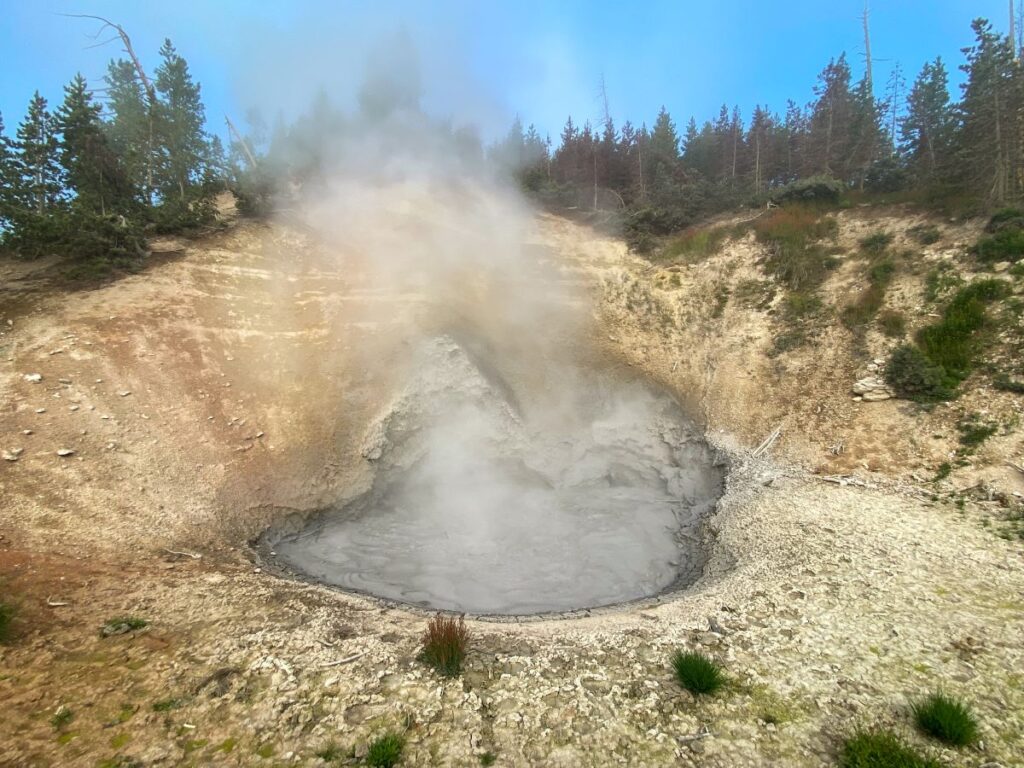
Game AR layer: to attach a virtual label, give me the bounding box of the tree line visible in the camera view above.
[492,18,1023,243]
[0,36,224,268]
[0,16,1020,270]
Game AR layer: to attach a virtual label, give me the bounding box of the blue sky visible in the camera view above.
[0,1,1012,145]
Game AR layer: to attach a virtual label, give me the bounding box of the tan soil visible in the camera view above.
[0,205,1022,767]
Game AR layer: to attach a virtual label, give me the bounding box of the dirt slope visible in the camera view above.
[0,206,1022,767]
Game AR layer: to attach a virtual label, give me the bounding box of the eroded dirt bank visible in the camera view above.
[1,205,1023,767]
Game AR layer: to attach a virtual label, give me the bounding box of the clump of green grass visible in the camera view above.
[933,462,952,482]
[419,614,469,678]
[885,345,952,402]
[888,279,1010,402]
[152,698,184,712]
[917,279,1008,380]
[671,650,725,695]
[479,752,497,766]
[909,224,942,246]
[840,729,941,768]
[974,208,1024,264]
[957,418,998,452]
[101,616,148,637]
[51,705,75,730]
[994,373,1024,393]
[860,231,894,255]
[366,732,404,768]
[912,692,978,747]
[0,601,15,644]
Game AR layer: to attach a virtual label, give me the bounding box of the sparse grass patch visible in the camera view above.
[152,698,184,712]
[754,206,839,293]
[419,613,469,678]
[315,742,346,762]
[994,373,1024,393]
[479,752,497,766]
[840,729,941,768]
[0,601,15,644]
[924,265,962,303]
[956,417,997,452]
[671,650,725,695]
[661,225,729,263]
[51,705,74,730]
[879,310,906,337]
[366,732,404,768]
[909,224,942,246]
[933,462,952,482]
[859,231,894,255]
[784,291,822,319]
[101,616,148,637]
[912,692,978,747]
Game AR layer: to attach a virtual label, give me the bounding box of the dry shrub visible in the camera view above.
[419,613,469,677]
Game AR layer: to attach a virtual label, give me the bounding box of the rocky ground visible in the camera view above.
[1,198,1023,767]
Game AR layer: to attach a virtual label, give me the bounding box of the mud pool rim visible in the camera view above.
[249,446,732,623]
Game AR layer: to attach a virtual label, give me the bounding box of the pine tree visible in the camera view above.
[807,54,855,179]
[105,58,152,205]
[900,57,954,185]
[0,112,17,227]
[13,92,62,215]
[154,39,210,204]
[648,106,680,184]
[955,19,1019,204]
[56,73,129,215]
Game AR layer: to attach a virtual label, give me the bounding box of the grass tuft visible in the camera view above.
[419,614,469,678]
[661,225,729,263]
[315,742,346,762]
[100,616,148,637]
[841,729,942,768]
[859,231,894,255]
[0,601,15,644]
[366,732,404,768]
[909,224,942,246]
[671,650,725,695]
[51,705,74,730]
[912,691,978,747]
[479,752,497,766]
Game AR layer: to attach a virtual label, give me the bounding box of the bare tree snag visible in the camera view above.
[62,14,157,201]
[225,115,259,169]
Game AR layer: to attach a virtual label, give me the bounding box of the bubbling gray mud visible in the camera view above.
[266,336,723,615]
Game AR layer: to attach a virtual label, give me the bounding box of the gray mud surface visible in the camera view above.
[266,335,724,614]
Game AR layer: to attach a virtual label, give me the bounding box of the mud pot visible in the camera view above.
[263,333,724,615]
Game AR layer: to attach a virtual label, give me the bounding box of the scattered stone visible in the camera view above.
[35,408,46,414]
[69,405,79,412]
[58,378,71,384]
[993,261,1010,273]
[56,448,75,457]
[3,448,23,461]
[851,376,893,401]
[118,390,131,397]
[23,373,42,383]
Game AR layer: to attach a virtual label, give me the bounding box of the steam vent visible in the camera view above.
[262,335,724,615]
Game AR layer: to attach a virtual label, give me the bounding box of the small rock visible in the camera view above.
[69,405,79,412]
[56,448,75,457]
[35,408,46,414]
[993,261,1010,272]
[3,448,23,461]
[118,390,131,397]
[24,373,42,383]
[22,429,32,435]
